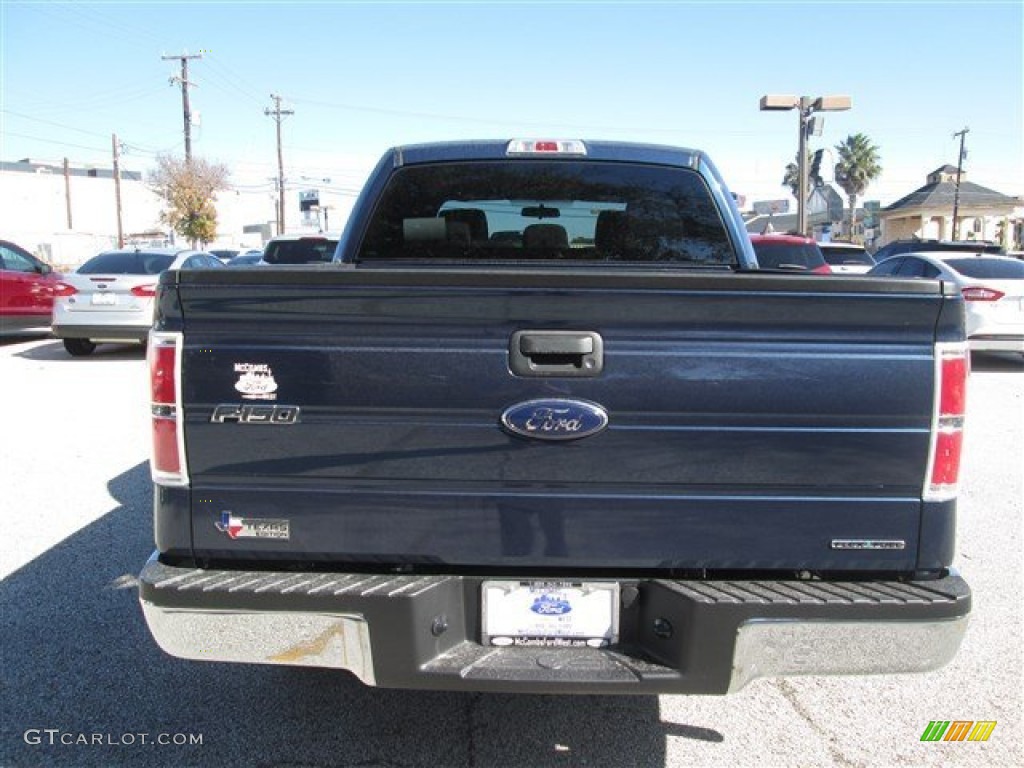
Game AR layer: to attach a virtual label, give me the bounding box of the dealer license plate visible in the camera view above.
[481,580,619,648]
[91,292,116,306]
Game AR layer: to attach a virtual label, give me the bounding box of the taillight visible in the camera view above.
[812,264,834,275]
[148,331,188,486]
[924,343,969,501]
[131,284,157,298]
[961,286,1004,302]
[53,282,78,297]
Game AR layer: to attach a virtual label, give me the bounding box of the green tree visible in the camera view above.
[834,133,882,235]
[782,150,824,198]
[149,155,230,247]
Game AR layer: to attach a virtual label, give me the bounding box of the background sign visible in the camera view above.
[753,199,790,215]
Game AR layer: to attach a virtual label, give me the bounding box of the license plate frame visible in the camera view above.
[481,580,619,648]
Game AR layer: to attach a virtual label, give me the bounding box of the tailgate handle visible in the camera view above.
[509,331,604,377]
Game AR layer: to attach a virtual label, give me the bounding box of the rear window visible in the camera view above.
[819,245,874,267]
[933,242,1004,254]
[751,241,826,271]
[356,160,736,266]
[263,237,338,265]
[77,252,175,275]
[945,258,1024,279]
[874,241,1005,261]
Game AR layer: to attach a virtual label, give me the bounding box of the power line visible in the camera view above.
[1,109,117,140]
[8,81,164,119]
[2,131,110,155]
[201,55,266,106]
[286,94,781,137]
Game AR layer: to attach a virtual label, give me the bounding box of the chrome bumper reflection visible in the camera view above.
[729,616,969,692]
[140,602,375,685]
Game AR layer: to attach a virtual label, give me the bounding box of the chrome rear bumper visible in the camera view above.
[139,554,970,694]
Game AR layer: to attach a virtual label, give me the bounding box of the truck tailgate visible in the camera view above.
[170,268,957,573]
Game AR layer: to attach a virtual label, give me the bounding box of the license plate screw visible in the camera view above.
[653,618,674,639]
[431,615,449,637]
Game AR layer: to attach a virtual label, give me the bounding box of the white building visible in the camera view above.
[1,158,351,268]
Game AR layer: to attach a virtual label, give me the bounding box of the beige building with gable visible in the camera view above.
[878,166,1020,250]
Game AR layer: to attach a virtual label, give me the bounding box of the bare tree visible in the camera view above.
[149,155,230,247]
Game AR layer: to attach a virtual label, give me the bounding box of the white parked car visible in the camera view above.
[868,251,1024,353]
[51,248,224,356]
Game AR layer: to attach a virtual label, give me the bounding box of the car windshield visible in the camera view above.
[77,252,175,275]
[357,160,736,266]
[945,258,1024,279]
[752,242,825,270]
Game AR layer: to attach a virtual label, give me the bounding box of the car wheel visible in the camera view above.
[63,338,97,357]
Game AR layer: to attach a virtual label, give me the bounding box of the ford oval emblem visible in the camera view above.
[501,398,609,441]
[531,595,572,616]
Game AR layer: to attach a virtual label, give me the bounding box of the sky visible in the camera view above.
[2,0,1022,216]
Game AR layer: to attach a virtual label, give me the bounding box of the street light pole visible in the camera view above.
[797,97,811,236]
[760,94,852,237]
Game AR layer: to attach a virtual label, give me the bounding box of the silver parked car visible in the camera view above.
[868,251,1024,353]
[51,248,224,356]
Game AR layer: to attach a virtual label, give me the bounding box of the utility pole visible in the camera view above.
[162,51,202,163]
[951,127,969,241]
[63,158,73,229]
[265,94,294,234]
[112,134,124,248]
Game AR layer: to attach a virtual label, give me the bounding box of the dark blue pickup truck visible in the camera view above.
[139,139,971,694]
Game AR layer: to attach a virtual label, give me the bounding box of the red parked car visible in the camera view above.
[749,233,832,274]
[0,239,62,335]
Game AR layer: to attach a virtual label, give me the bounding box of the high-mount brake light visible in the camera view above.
[961,286,1004,302]
[924,343,969,501]
[506,139,587,156]
[131,284,158,298]
[148,331,188,487]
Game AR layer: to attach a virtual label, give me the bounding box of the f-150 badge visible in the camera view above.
[234,363,278,401]
[501,399,609,441]
[215,511,290,540]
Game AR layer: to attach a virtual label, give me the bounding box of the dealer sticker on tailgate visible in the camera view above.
[482,581,619,648]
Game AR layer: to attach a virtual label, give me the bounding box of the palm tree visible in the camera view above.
[781,150,823,198]
[834,134,882,236]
